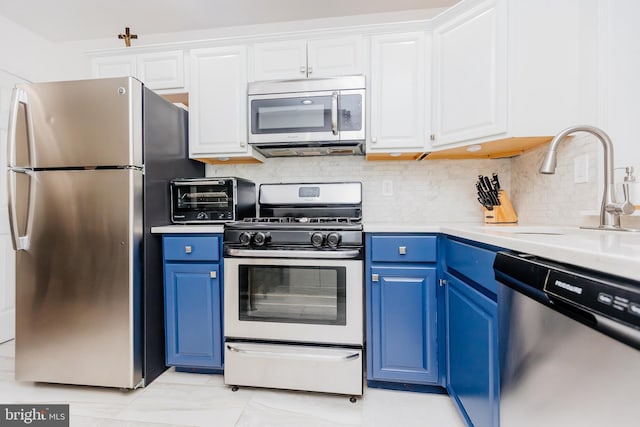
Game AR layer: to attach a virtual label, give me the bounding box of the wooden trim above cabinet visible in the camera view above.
[366,152,424,161]
[194,157,264,165]
[423,136,552,160]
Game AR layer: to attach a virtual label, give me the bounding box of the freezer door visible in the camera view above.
[13,169,143,388]
[7,77,142,169]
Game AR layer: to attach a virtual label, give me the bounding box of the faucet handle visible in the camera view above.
[615,166,636,182]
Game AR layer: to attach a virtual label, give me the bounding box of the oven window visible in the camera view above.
[239,265,346,325]
[173,183,232,212]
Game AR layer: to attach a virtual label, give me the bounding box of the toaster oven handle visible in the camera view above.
[331,91,338,135]
[225,248,361,259]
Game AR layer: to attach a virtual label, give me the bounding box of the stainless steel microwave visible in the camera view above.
[247,75,365,157]
[170,177,256,223]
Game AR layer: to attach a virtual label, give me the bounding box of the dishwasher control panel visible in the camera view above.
[544,268,640,329]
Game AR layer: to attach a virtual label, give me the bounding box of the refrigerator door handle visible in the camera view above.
[7,87,32,169]
[7,169,33,251]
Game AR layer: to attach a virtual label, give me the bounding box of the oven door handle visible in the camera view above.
[225,248,361,259]
[226,344,360,361]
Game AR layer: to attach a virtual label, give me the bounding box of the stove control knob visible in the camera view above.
[311,232,325,248]
[239,232,253,246]
[252,232,270,246]
[326,232,341,249]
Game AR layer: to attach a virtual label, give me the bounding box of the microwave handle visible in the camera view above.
[331,91,338,135]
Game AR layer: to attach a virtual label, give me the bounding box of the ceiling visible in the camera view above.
[0,0,459,43]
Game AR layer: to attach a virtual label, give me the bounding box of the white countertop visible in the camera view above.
[366,222,640,281]
[151,222,640,282]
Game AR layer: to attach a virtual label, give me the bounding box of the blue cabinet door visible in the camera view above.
[368,266,438,384]
[164,262,222,369]
[445,272,498,427]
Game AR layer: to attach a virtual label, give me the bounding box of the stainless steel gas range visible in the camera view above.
[223,182,364,398]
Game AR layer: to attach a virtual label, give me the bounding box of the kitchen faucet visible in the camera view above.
[539,125,637,231]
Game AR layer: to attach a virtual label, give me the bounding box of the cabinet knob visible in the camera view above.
[430,134,436,141]
[398,246,407,255]
[371,136,377,144]
[372,274,379,282]
[184,245,192,254]
[210,271,217,279]
[307,66,313,74]
[300,65,306,73]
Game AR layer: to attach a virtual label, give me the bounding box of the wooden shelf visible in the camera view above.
[423,136,552,160]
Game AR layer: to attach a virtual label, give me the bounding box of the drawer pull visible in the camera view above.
[372,274,379,282]
[399,246,407,255]
[210,271,217,279]
[184,245,192,254]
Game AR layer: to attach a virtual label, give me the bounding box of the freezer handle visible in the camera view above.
[7,88,31,169]
[7,169,32,251]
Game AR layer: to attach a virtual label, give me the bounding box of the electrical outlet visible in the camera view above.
[382,180,393,196]
[574,154,589,183]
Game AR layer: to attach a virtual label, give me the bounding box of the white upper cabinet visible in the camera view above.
[368,32,429,154]
[428,0,594,151]
[92,55,136,79]
[137,51,185,90]
[250,36,364,81]
[91,50,186,91]
[431,0,506,146]
[189,45,260,160]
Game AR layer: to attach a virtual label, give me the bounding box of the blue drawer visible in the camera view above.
[163,235,220,262]
[371,235,437,263]
[445,239,497,294]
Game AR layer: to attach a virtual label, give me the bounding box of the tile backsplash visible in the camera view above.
[206,157,511,225]
[205,136,601,226]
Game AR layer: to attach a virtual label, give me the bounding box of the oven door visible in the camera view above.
[248,90,364,144]
[224,255,363,346]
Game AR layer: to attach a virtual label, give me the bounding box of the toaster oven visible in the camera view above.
[170,177,256,223]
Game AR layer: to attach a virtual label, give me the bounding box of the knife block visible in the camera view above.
[483,190,518,224]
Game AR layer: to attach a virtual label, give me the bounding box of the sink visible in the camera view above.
[484,226,570,235]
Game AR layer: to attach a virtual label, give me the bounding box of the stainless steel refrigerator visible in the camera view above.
[6,77,203,388]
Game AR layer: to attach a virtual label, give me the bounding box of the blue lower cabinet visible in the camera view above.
[164,263,223,369]
[368,266,439,384]
[445,272,498,427]
[162,233,224,373]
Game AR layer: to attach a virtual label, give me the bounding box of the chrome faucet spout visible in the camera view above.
[539,125,636,230]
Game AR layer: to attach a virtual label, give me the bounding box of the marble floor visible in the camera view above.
[0,340,466,426]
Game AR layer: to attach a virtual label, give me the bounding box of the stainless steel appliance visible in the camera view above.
[223,182,364,397]
[170,177,256,223]
[494,252,640,427]
[247,76,365,157]
[6,77,204,388]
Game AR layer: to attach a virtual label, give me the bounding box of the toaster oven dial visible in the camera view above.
[326,232,342,248]
[310,232,325,248]
[252,232,270,247]
[239,232,253,246]
[196,212,209,220]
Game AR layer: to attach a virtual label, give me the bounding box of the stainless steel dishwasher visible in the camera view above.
[494,251,640,427]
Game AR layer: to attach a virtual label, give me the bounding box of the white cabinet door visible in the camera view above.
[0,70,25,343]
[137,51,185,90]
[251,36,364,81]
[369,32,427,153]
[91,55,137,79]
[431,0,507,146]
[307,36,364,78]
[251,40,307,81]
[189,46,249,157]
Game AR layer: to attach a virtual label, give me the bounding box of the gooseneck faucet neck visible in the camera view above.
[539,125,635,230]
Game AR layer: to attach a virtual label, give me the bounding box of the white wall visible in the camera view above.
[599,0,640,204]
